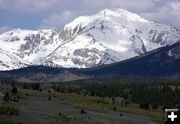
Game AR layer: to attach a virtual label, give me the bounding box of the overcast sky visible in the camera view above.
[0,0,180,32]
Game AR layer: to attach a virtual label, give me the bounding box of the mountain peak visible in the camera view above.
[64,8,149,30]
[98,8,148,22]
[0,8,180,71]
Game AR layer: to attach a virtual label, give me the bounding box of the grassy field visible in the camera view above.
[0,84,163,124]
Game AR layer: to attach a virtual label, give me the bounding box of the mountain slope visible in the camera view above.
[82,41,180,77]
[0,8,180,70]
[0,41,180,82]
[0,29,62,69]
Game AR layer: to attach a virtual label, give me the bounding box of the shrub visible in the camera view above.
[48,96,52,101]
[12,96,20,102]
[12,86,18,94]
[80,108,86,114]
[120,112,123,116]
[59,112,62,116]
[152,103,158,109]
[139,102,149,110]
[3,92,10,101]
[112,106,117,111]
[59,112,70,121]
[0,105,19,116]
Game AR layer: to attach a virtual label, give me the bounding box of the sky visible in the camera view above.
[0,0,180,32]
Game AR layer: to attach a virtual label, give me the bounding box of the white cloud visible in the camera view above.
[40,11,76,29]
[141,1,180,29]
[109,0,157,12]
[40,0,180,30]
[39,0,157,29]
[0,0,180,30]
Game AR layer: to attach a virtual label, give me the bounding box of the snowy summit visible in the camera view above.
[0,8,180,71]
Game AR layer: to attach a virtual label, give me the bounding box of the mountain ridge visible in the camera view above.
[0,8,180,71]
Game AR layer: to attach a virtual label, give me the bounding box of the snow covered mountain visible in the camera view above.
[0,29,61,70]
[0,8,180,71]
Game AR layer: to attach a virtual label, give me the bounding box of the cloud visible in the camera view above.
[0,0,57,12]
[141,0,180,29]
[0,26,12,34]
[109,0,157,12]
[39,0,157,29]
[0,0,180,30]
[40,11,76,29]
[0,0,157,13]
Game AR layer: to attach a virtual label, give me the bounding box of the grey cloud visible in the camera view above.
[40,0,180,30]
[0,0,180,30]
[0,0,57,12]
[40,11,76,29]
[0,26,12,34]
[141,0,180,29]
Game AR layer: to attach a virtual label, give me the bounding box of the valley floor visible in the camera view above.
[0,96,156,124]
[0,83,164,124]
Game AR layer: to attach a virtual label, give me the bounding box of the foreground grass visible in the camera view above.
[0,85,164,124]
[49,117,122,124]
[25,89,164,124]
[53,93,163,122]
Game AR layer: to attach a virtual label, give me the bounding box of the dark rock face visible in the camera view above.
[73,48,102,67]
[73,48,100,58]
[18,34,53,58]
[151,30,166,44]
[22,34,41,49]
[10,36,20,42]
[60,25,82,41]
[130,35,147,55]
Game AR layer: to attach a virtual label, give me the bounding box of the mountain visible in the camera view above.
[0,29,61,70]
[0,8,180,71]
[0,41,180,82]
